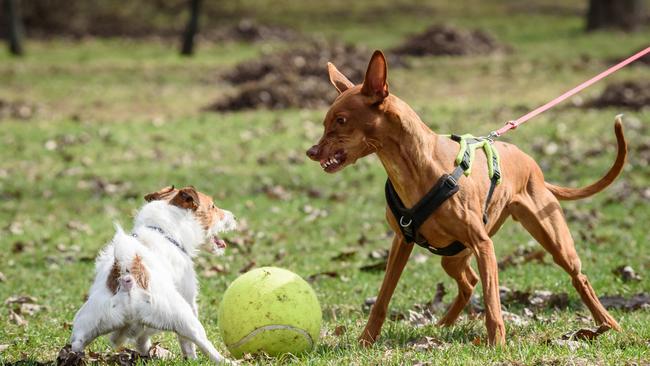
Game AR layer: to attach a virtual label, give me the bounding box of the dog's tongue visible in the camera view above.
[212,236,227,249]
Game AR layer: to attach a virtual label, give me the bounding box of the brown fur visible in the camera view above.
[107,261,120,295]
[144,186,223,230]
[131,255,149,290]
[307,50,625,346]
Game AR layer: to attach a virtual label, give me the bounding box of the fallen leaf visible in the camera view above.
[9,309,27,326]
[56,344,85,366]
[563,324,611,341]
[498,246,546,270]
[0,344,8,352]
[262,185,291,200]
[307,271,340,283]
[5,295,38,306]
[331,248,357,261]
[368,249,389,260]
[274,249,287,261]
[203,264,228,278]
[239,261,256,273]
[333,325,346,336]
[407,336,447,351]
[502,310,530,326]
[613,265,642,282]
[360,261,387,272]
[149,342,172,359]
[550,339,585,351]
[0,272,5,282]
[472,336,481,346]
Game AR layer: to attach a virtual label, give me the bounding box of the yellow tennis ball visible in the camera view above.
[218,267,322,358]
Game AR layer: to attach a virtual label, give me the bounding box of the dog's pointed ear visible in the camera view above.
[170,186,199,211]
[361,50,389,102]
[328,62,354,94]
[144,185,176,202]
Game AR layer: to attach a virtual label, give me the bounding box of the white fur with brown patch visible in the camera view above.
[69,193,236,364]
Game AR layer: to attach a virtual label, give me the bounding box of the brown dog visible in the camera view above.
[306,50,626,346]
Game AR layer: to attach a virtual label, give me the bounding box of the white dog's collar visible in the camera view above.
[132,226,188,256]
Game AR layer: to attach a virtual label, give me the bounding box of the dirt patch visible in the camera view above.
[207,39,405,111]
[391,24,508,57]
[586,80,650,110]
[0,99,37,121]
[206,19,302,43]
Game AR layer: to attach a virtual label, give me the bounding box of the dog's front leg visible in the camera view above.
[472,237,506,346]
[359,235,413,347]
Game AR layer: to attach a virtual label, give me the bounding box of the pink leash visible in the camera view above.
[490,45,650,138]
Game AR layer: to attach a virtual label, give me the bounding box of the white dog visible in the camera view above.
[69,186,236,363]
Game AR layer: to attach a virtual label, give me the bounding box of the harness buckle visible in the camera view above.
[443,175,458,189]
[399,216,413,228]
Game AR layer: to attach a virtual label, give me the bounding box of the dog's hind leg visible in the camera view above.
[437,253,478,326]
[70,295,122,352]
[145,291,227,363]
[178,335,197,359]
[509,190,621,331]
[109,327,128,349]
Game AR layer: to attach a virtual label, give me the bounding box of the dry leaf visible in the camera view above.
[0,272,6,282]
[564,324,611,341]
[0,344,9,352]
[359,261,387,272]
[613,265,642,282]
[56,344,85,366]
[307,271,340,283]
[407,336,447,351]
[9,309,27,326]
[149,342,172,359]
[331,248,357,261]
[239,261,256,273]
[333,325,346,336]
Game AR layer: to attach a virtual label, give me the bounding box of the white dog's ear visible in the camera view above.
[170,186,199,211]
[144,185,176,202]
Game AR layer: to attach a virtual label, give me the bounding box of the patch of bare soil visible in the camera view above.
[586,80,650,110]
[391,24,508,57]
[0,99,37,121]
[206,19,302,43]
[207,39,405,111]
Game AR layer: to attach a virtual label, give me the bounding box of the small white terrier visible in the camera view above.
[69,186,236,363]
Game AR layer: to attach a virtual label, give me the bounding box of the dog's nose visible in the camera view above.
[306,145,320,160]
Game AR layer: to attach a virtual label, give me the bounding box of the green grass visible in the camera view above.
[1,1,650,364]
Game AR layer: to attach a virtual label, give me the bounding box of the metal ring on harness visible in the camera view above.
[399,216,412,227]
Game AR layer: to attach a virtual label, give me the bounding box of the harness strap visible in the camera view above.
[384,134,502,257]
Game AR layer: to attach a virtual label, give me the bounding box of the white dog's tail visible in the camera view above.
[112,224,139,265]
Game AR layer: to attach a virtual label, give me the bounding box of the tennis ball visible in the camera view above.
[218,267,322,358]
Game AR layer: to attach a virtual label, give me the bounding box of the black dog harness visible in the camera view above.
[385,135,501,256]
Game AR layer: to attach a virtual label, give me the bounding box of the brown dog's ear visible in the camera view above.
[144,185,175,202]
[361,50,389,101]
[327,62,354,94]
[169,186,199,211]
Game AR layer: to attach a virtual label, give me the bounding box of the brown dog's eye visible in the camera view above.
[335,116,346,125]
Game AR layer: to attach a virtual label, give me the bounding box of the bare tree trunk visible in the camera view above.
[3,0,24,56]
[180,0,201,56]
[586,0,645,32]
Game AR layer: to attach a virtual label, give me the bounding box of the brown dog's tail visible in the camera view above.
[545,117,627,201]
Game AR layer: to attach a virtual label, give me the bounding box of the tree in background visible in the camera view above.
[586,0,645,31]
[180,0,201,56]
[3,0,24,56]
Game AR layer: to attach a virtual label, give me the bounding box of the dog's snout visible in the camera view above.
[306,145,320,160]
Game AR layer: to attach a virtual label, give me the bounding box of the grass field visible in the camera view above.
[1,1,649,364]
